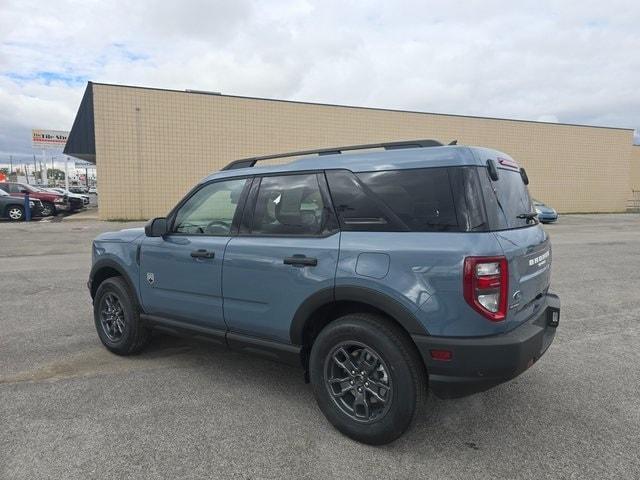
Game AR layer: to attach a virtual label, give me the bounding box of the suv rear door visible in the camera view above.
[477,153,551,332]
[223,172,340,344]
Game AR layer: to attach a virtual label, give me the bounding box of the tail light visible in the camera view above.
[463,256,508,322]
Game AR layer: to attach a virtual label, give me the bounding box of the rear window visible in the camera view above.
[478,167,536,230]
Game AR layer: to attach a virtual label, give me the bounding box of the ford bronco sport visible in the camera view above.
[89,140,560,445]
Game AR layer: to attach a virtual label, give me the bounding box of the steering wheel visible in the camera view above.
[204,220,231,235]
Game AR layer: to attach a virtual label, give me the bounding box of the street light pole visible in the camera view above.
[41,149,47,186]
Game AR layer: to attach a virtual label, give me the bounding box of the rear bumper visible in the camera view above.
[67,198,85,210]
[413,293,560,398]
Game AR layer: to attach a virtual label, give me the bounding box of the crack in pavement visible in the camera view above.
[0,345,196,386]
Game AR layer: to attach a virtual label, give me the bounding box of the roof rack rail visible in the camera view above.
[221,139,445,170]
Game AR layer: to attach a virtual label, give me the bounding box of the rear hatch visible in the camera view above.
[478,154,552,332]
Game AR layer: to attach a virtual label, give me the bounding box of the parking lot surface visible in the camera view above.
[1,215,639,479]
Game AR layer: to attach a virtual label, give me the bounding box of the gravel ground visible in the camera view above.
[1,214,639,479]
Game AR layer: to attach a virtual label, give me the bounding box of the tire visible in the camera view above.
[93,276,151,355]
[40,202,55,217]
[309,312,427,445]
[7,205,24,221]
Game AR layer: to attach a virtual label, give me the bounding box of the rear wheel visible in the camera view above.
[309,312,427,445]
[93,276,151,355]
[7,205,24,221]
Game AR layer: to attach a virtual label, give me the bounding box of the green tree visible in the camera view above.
[0,167,8,175]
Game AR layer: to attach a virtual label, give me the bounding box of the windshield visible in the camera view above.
[480,167,537,230]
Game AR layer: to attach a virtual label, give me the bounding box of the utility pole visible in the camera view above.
[9,155,13,174]
[64,156,69,191]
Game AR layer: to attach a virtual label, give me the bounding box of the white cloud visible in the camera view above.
[1,0,639,163]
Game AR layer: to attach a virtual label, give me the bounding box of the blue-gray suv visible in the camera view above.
[89,140,560,444]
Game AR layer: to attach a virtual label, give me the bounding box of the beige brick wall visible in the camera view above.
[92,84,635,220]
[631,146,640,192]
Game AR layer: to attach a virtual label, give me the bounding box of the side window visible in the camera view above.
[172,178,248,235]
[9,184,21,194]
[251,174,326,235]
[358,168,459,232]
[0,184,9,193]
[325,170,401,232]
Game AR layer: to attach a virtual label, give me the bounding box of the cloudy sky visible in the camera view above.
[1,0,639,166]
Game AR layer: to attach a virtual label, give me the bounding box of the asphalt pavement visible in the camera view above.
[1,215,639,479]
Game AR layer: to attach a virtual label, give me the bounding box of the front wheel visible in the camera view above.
[309,313,427,445]
[40,202,55,217]
[93,276,151,355]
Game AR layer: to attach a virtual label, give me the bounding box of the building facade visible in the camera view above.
[65,82,637,220]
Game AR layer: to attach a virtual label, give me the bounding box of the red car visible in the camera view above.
[0,182,70,217]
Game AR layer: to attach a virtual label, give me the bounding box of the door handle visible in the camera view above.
[284,255,318,267]
[191,249,215,259]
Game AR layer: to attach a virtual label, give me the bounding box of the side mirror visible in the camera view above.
[145,217,168,237]
[486,159,499,181]
[520,167,530,185]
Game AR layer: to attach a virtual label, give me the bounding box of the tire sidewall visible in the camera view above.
[309,316,418,444]
[93,278,137,354]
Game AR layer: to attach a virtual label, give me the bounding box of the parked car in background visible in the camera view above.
[88,186,98,194]
[533,199,559,223]
[0,182,69,217]
[0,189,43,221]
[88,140,560,445]
[70,185,89,194]
[47,188,90,206]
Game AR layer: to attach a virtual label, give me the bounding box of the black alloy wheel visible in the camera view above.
[309,313,427,445]
[93,276,151,355]
[99,292,126,341]
[324,342,393,423]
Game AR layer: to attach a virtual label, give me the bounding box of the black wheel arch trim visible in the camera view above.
[89,257,139,305]
[289,285,429,345]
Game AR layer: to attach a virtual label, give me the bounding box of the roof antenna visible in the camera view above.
[448,140,458,145]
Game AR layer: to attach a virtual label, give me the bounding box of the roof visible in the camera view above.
[203,145,487,182]
[63,81,635,163]
[63,83,95,162]
[91,81,635,133]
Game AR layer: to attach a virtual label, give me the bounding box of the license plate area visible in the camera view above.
[547,307,560,328]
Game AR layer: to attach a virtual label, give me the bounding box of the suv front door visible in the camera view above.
[223,172,340,344]
[139,177,250,332]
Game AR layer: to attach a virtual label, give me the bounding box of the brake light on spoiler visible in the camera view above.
[497,157,520,171]
[463,256,508,322]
